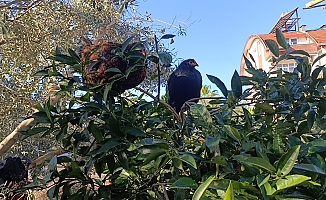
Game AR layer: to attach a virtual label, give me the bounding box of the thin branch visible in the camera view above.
[135,87,181,122]
[154,35,161,100]
[0,82,37,110]
[28,149,67,169]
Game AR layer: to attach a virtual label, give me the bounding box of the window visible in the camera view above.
[286,38,298,45]
[277,63,296,72]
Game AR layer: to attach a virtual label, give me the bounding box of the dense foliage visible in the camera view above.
[23,29,326,199]
[0,0,179,158]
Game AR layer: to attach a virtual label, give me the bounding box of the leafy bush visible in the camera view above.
[25,30,326,200]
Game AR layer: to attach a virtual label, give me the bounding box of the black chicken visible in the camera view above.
[167,59,202,112]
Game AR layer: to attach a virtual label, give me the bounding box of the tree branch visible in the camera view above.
[0,84,63,156]
[28,149,67,169]
[135,87,182,122]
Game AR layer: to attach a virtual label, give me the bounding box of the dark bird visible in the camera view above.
[81,41,147,93]
[167,59,202,113]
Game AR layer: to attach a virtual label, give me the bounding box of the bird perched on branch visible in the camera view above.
[167,59,202,113]
[81,41,147,93]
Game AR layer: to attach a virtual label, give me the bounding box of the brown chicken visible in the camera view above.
[81,41,147,93]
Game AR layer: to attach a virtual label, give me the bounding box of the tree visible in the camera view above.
[0,0,181,157]
[21,29,326,199]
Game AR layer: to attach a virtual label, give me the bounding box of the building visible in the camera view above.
[240,8,326,76]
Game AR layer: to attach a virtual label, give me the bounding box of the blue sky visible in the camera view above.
[136,0,326,89]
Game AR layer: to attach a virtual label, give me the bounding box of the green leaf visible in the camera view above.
[80,92,91,102]
[243,54,253,68]
[23,127,49,136]
[312,53,326,66]
[276,28,288,50]
[34,69,49,77]
[68,48,81,63]
[72,64,82,73]
[223,181,234,200]
[150,131,172,141]
[139,138,169,146]
[206,135,221,152]
[32,112,51,123]
[294,163,326,176]
[103,84,112,103]
[143,149,166,165]
[224,125,241,142]
[95,140,121,155]
[231,70,242,98]
[294,104,308,122]
[275,175,311,191]
[190,104,213,127]
[255,102,274,114]
[265,40,280,57]
[263,182,276,196]
[89,121,103,143]
[50,54,78,65]
[311,66,323,82]
[192,175,215,200]
[256,142,269,161]
[276,145,300,177]
[148,55,159,64]
[307,109,316,131]
[159,52,172,65]
[48,156,58,171]
[179,154,197,169]
[317,77,326,93]
[257,174,270,188]
[171,177,198,189]
[105,67,123,73]
[242,157,276,173]
[207,74,228,98]
[288,50,310,57]
[126,127,145,137]
[160,34,176,40]
[121,36,134,53]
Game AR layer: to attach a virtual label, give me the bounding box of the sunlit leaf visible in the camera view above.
[207,74,228,98]
[223,181,234,200]
[275,175,311,191]
[192,175,215,200]
[276,145,300,177]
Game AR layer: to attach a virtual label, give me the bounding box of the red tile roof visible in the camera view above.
[257,29,326,54]
[307,29,326,44]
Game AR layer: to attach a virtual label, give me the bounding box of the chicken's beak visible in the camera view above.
[192,60,199,67]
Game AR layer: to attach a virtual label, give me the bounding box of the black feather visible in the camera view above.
[167,59,202,112]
